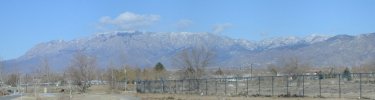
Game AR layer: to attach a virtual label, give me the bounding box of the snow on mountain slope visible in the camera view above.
[4,31,375,72]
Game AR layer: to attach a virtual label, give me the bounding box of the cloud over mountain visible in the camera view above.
[98,12,160,31]
[212,23,232,34]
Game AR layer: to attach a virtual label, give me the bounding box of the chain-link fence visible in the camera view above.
[136,73,375,99]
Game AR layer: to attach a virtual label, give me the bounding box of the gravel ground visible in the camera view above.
[7,94,140,100]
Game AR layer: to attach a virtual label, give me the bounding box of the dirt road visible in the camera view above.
[0,94,21,100]
[6,94,140,100]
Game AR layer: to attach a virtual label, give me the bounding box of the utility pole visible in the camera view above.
[33,75,36,97]
[67,71,72,100]
[124,67,127,91]
[111,68,114,92]
[25,74,28,93]
[69,80,72,99]
[20,73,23,100]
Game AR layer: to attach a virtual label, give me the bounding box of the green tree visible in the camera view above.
[154,62,165,72]
[154,62,165,80]
[318,71,324,79]
[342,67,352,81]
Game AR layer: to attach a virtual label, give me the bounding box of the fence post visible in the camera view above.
[169,80,171,93]
[319,76,321,97]
[225,78,227,95]
[197,79,200,93]
[360,73,362,99]
[258,76,261,95]
[286,76,289,95]
[235,77,238,94]
[205,79,208,95]
[166,80,169,93]
[154,80,156,93]
[149,81,152,93]
[149,81,151,93]
[247,77,249,96]
[162,80,165,93]
[145,81,147,93]
[143,80,146,93]
[339,74,341,98]
[271,76,274,96]
[302,75,304,97]
[151,81,154,93]
[182,80,184,93]
[148,80,151,93]
[175,80,177,94]
[215,79,217,95]
[153,80,155,93]
[189,79,191,94]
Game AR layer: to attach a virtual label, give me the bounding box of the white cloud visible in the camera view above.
[212,23,232,34]
[98,12,160,31]
[176,19,193,31]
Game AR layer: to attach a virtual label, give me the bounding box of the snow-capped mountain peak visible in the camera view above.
[7,31,375,72]
[304,34,332,43]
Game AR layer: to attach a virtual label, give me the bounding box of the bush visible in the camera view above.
[342,67,352,81]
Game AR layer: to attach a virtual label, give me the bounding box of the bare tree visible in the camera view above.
[279,56,310,76]
[95,67,105,85]
[213,67,224,77]
[5,73,19,87]
[37,58,52,94]
[40,58,51,84]
[32,67,42,97]
[106,61,118,90]
[135,67,142,81]
[141,68,152,80]
[266,64,278,76]
[23,74,32,93]
[361,57,375,73]
[67,52,97,93]
[173,46,216,79]
[173,45,215,93]
[5,65,21,88]
[279,55,311,95]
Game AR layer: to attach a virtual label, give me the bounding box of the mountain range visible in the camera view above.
[4,31,375,72]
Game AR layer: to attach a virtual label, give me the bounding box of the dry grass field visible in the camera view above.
[2,84,367,100]
[136,93,359,100]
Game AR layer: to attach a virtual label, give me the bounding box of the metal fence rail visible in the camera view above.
[136,73,375,99]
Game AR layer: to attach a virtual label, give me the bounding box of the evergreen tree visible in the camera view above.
[342,67,352,81]
[154,62,165,80]
[318,71,324,79]
[154,62,165,72]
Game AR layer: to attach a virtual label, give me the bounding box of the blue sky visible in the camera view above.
[1,0,375,60]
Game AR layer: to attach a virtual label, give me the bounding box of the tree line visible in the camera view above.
[0,45,375,93]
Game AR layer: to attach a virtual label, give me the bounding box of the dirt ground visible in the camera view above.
[9,94,139,100]
[7,85,141,100]
[3,85,362,100]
